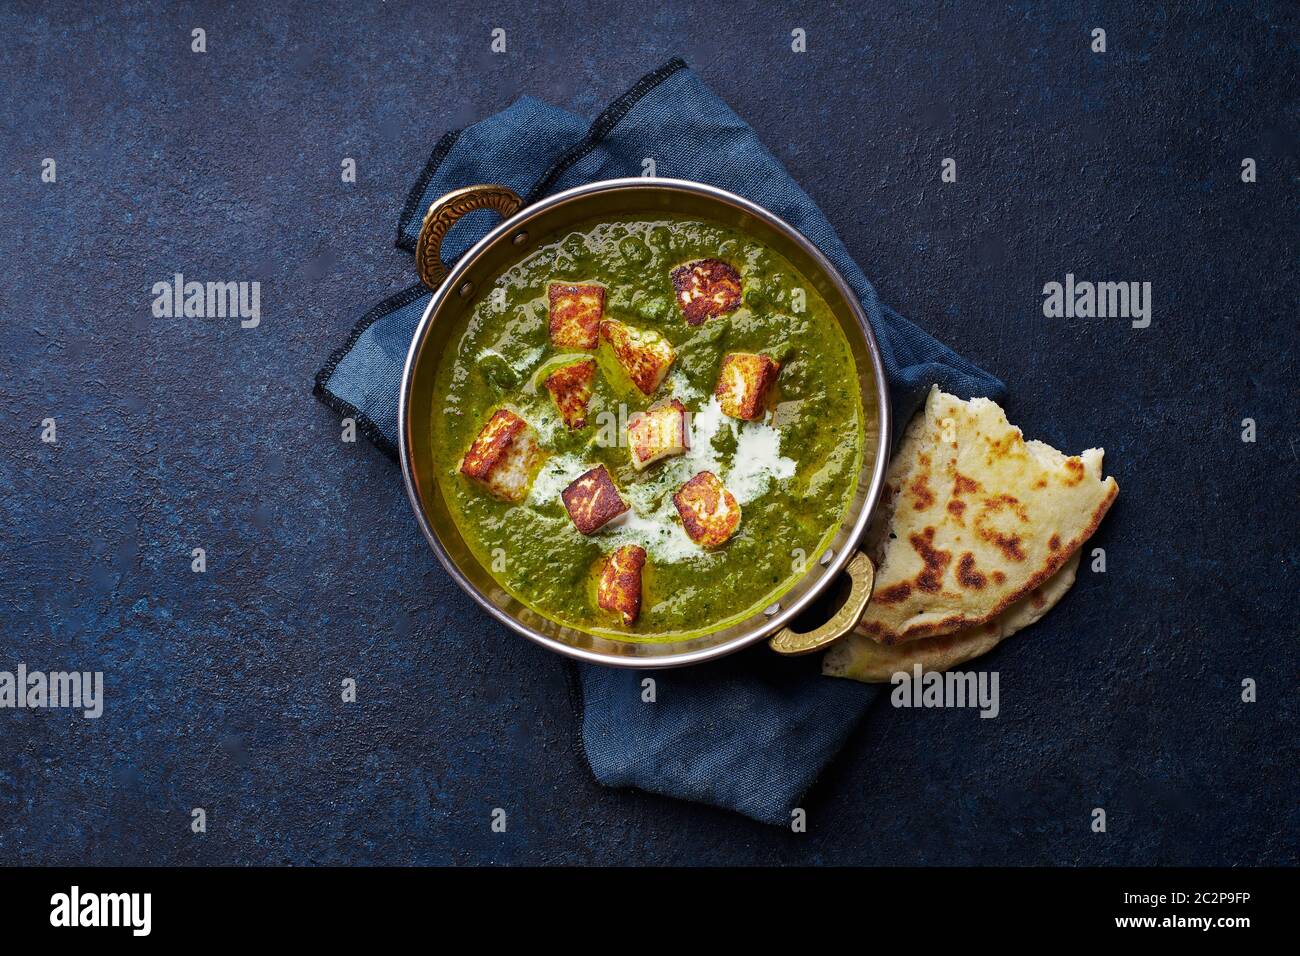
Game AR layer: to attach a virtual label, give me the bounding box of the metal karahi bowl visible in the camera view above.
[398,178,891,668]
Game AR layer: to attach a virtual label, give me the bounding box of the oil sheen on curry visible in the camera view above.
[432,217,863,641]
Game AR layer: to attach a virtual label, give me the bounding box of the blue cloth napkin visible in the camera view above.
[315,59,1004,825]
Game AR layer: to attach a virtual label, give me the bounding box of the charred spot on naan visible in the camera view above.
[910,473,936,511]
[973,493,1030,563]
[982,428,1031,469]
[873,582,913,606]
[909,527,951,593]
[671,258,742,326]
[956,553,987,589]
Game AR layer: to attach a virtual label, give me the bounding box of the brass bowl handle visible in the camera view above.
[768,552,875,656]
[415,184,525,289]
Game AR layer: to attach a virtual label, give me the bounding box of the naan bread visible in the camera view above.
[852,387,1117,645]
[823,550,1079,682]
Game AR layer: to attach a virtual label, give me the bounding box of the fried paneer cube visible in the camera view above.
[671,258,742,326]
[599,318,676,395]
[673,471,741,549]
[544,358,596,429]
[597,544,646,625]
[548,282,604,349]
[561,464,629,534]
[627,399,689,471]
[459,409,543,502]
[715,352,780,420]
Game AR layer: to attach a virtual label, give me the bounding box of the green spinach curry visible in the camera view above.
[432,217,863,641]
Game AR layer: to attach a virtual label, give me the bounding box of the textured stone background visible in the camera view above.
[2,0,1295,865]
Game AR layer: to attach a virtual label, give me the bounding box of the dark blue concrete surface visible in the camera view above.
[2,1,1296,865]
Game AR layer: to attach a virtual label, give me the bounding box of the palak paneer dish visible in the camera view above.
[432,217,864,640]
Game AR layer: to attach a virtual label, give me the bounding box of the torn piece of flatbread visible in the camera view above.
[823,549,1079,682]
[851,386,1117,645]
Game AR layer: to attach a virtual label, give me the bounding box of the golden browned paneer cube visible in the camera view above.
[561,464,629,534]
[671,258,742,326]
[548,282,604,349]
[715,352,780,420]
[544,358,596,429]
[598,544,646,625]
[459,409,543,502]
[599,319,676,395]
[627,399,689,470]
[673,471,741,549]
